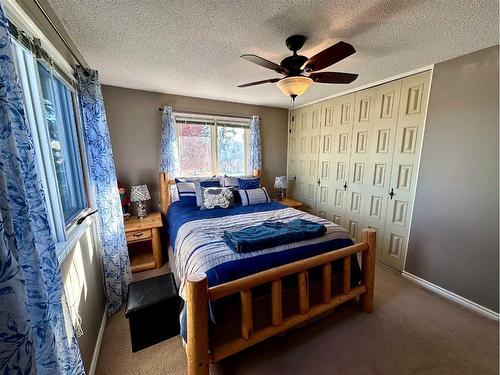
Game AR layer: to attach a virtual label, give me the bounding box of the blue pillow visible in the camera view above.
[237,177,260,190]
[239,187,270,206]
[223,175,254,187]
[175,178,197,206]
[194,178,221,206]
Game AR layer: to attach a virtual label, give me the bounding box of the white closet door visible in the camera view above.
[381,70,432,270]
[363,80,403,259]
[316,97,337,219]
[296,103,322,212]
[330,93,356,227]
[287,108,299,199]
[344,87,379,242]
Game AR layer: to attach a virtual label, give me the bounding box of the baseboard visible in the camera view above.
[88,306,108,375]
[401,271,499,320]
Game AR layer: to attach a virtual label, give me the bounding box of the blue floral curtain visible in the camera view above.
[248,115,262,171]
[159,106,178,176]
[0,4,84,374]
[76,67,131,315]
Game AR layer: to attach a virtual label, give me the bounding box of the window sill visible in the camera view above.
[56,208,96,264]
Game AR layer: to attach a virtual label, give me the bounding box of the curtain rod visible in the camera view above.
[158,107,251,121]
[33,0,88,69]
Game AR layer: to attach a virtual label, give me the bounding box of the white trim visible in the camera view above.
[56,213,96,264]
[294,65,434,109]
[402,271,499,321]
[3,0,75,80]
[88,306,107,375]
[175,112,251,176]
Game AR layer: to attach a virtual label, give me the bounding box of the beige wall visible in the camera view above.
[405,46,499,312]
[102,85,289,211]
[60,222,106,371]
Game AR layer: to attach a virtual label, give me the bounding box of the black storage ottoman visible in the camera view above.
[125,273,181,352]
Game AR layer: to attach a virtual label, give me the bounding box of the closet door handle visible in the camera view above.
[317,179,321,186]
[343,182,348,191]
[389,188,395,200]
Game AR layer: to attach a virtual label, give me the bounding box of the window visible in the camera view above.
[217,123,247,175]
[178,120,213,177]
[11,39,89,251]
[176,115,249,176]
[38,63,87,223]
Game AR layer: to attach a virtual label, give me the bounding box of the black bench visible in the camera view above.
[125,273,181,352]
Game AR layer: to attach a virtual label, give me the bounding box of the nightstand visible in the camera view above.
[124,212,163,273]
[278,198,304,210]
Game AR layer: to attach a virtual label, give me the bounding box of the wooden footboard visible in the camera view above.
[185,228,376,375]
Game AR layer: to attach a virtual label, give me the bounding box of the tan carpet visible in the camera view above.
[95,264,499,375]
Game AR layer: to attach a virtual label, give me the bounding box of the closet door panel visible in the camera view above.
[295,103,321,213]
[316,98,337,219]
[363,80,402,259]
[344,86,379,242]
[287,109,299,199]
[329,93,355,228]
[295,108,308,202]
[381,70,432,270]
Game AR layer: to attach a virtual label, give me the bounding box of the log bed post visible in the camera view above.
[159,172,170,216]
[186,273,209,375]
[359,228,376,313]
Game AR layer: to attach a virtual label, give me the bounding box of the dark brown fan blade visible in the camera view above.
[241,54,288,75]
[309,72,358,84]
[301,41,356,72]
[237,78,281,88]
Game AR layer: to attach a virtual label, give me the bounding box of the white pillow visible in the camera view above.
[239,187,271,206]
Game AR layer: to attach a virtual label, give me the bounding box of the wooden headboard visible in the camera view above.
[159,170,261,216]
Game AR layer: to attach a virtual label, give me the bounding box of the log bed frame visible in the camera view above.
[159,171,376,375]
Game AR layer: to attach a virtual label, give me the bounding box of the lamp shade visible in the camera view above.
[276,76,313,98]
[274,176,288,190]
[130,184,151,202]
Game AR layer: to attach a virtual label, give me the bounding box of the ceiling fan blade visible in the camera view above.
[309,72,358,84]
[301,41,356,72]
[241,54,288,75]
[237,78,281,88]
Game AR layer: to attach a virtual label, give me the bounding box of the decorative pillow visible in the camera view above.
[200,187,234,210]
[170,184,179,203]
[239,187,270,206]
[194,178,221,206]
[222,175,254,188]
[175,178,197,206]
[237,177,260,190]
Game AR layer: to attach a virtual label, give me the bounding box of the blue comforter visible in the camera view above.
[165,201,359,340]
[167,201,285,248]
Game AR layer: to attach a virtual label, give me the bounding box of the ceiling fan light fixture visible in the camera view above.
[276,76,313,98]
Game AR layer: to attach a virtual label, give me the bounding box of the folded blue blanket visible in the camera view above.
[223,219,327,253]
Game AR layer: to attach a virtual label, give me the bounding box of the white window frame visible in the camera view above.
[10,38,93,263]
[174,112,251,177]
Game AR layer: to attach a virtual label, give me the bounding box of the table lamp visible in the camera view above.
[274,176,287,200]
[130,184,151,219]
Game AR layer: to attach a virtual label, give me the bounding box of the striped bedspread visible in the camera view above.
[174,206,353,300]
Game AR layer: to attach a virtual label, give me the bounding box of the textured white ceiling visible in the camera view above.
[47,0,498,108]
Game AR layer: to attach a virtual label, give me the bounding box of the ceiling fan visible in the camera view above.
[238,35,358,100]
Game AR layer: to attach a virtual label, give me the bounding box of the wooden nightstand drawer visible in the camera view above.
[126,229,152,243]
[124,212,163,273]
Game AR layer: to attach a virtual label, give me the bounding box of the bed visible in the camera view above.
[159,171,376,375]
